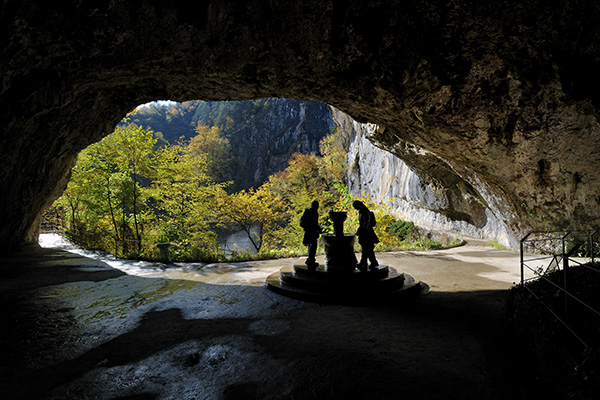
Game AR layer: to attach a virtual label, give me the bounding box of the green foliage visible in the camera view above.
[126,99,335,192]
[388,220,416,239]
[216,186,288,253]
[53,108,450,262]
[124,101,200,145]
[317,129,347,189]
[225,247,306,263]
[488,239,510,251]
[53,124,157,256]
[146,139,227,250]
[53,123,228,260]
[187,124,232,182]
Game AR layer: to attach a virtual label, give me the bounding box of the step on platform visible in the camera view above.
[266,260,423,304]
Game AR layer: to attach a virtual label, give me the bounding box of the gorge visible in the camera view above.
[106,98,513,248]
[2,0,600,251]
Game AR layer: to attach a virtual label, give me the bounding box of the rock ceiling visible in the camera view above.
[1,0,600,250]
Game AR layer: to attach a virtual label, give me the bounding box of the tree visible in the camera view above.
[317,128,347,190]
[54,143,112,249]
[147,139,227,252]
[102,124,156,253]
[217,186,288,253]
[53,124,156,256]
[187,124,231,182]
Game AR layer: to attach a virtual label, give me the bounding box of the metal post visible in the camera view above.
[562,231,570,322]
[591,229,598,263]
[520,238,524,285]
[520,232,532,285]
[562,231,570,270]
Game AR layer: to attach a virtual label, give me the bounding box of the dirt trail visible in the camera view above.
[0,240,533,400]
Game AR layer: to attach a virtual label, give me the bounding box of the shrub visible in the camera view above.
[388,219,415,239]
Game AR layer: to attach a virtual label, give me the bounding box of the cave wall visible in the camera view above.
[2,0,600,251]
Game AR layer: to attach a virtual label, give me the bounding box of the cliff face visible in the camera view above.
[129,99,334,190]
[132,99,517,246]
[332,108,514,246]
[2,0,600,250]
[213,99,334,190]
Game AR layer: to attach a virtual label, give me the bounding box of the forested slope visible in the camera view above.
[125,98,334,191]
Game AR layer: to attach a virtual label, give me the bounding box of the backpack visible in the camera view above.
[300,209,308,228]
[369,211,376,228]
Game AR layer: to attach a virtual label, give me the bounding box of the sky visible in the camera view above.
[136,100,179,109]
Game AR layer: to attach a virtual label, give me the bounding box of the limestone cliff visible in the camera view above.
[207,99,334,190]
[332,107,514,247]
[129,99,334,190]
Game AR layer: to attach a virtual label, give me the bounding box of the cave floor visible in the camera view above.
[0,239,537,400]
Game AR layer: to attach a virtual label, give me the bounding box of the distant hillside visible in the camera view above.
[125,98,334,190]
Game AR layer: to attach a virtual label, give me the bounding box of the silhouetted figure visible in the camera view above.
[353,200,379,271]
[300,200,322,269]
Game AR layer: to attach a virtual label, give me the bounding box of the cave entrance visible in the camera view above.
[41,97,352,261]
[40,96,470,264]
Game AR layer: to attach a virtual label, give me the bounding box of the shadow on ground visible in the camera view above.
[0,245,534,400]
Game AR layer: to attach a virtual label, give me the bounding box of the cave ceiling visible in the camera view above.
[1,0,600,250]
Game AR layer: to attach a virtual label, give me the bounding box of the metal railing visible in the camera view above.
[519,229,600,349]
[39,215,67,234]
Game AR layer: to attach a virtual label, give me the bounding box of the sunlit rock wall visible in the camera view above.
[227,99,334,190]
[332,107,514,247]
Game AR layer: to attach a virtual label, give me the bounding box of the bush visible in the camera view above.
[388,220,415,239]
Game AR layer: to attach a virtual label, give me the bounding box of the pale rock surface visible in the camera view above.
[332,107,514,247]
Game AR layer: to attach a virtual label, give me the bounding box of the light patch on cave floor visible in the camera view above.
[29,233,533,398]
[39,233,287,285]
[35,234,306,364]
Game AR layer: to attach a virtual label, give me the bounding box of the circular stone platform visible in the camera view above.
[266,260,422,304]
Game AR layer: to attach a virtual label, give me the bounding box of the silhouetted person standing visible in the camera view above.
[353,200,379,271]
[300,200,322,269]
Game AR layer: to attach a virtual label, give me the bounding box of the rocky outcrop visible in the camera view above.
[2,0,600,251]
[129,99,334,190]
[214,99,334,190]
[332,107,513,246]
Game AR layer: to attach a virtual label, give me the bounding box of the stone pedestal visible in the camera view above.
[324,211,357,272]
[266,261,421,304]
[265,210,423,304]
[322,235,357,272]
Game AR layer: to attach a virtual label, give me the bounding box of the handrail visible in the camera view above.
[519,229,600,349]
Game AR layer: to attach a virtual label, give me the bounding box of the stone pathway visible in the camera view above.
[0,239,533,400]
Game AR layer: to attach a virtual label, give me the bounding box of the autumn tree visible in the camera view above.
[317,128,347,191]
[217,186,288,253]
[187,124,232,183]
[147,139,227,253]
[257,129,350,245]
